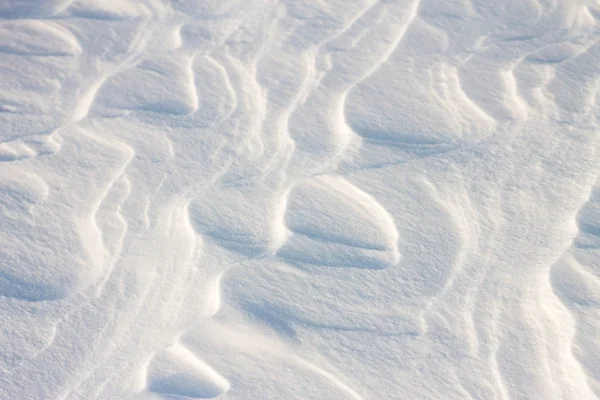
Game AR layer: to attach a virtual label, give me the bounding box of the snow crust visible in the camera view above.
[1,0,600,398]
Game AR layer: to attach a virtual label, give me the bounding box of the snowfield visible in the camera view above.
[1,0,600,399]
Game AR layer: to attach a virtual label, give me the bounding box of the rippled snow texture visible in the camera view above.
[1,0,600,399]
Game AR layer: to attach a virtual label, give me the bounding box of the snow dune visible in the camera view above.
[1,0,599,399]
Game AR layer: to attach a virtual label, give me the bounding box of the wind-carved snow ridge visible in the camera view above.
[278,175,400,269]
[1,0,600,399]
[144,343,229,399]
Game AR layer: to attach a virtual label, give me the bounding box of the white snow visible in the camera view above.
[1,0,599,399]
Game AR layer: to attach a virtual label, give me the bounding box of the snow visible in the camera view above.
[0,0,599,399]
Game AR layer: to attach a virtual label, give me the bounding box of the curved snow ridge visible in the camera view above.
[0,20,81,57]
[285,0,422,173]
[0,135,61,162]
[278,175,400,269]
[144,343,229,399]
[550,177,600,395]
[0,125,133,302]
[64,0,151,20]
[171,318,370,400]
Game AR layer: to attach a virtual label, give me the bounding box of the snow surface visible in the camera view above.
[1,0,600,399]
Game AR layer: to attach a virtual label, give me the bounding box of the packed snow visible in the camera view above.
[1,0,600,399]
